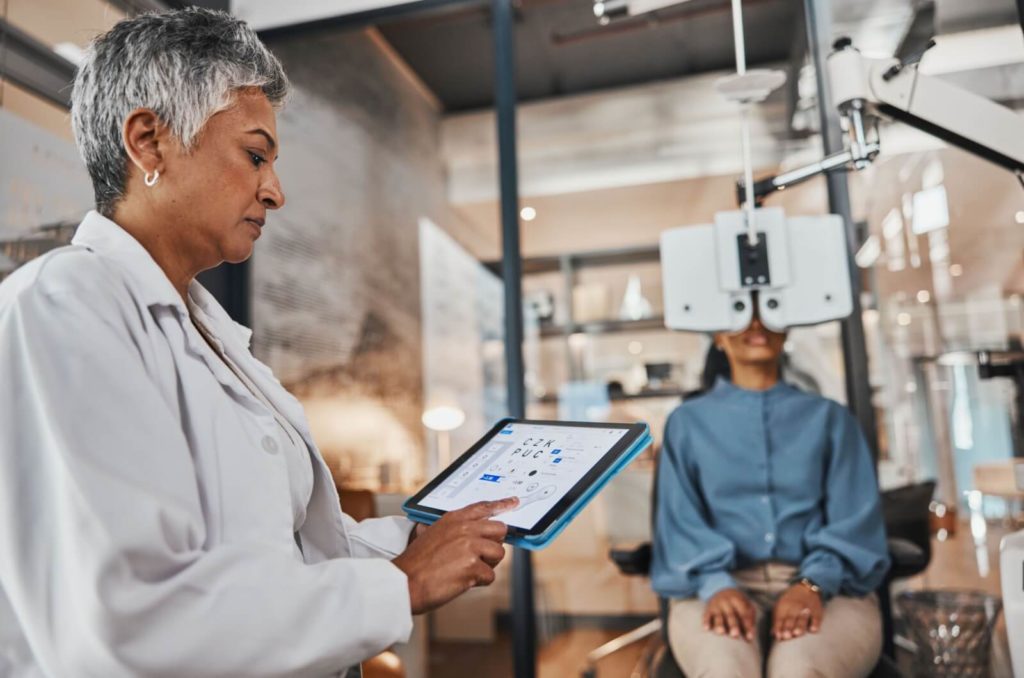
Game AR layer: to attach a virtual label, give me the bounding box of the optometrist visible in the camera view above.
[0,9,515,677]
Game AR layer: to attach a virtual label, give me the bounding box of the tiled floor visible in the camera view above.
[428,519,1017,678]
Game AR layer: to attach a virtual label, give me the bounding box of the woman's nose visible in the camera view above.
[260,172,285,210]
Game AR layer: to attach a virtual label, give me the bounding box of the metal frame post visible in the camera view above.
[802,0,878,458]
[804,0,891,659]
[491,1,536,676]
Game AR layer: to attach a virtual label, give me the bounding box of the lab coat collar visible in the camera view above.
[71,211,186,313]
[188,283,254,350]
[71,211,255,349]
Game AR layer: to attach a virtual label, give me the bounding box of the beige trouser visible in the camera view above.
[667,563,882,678]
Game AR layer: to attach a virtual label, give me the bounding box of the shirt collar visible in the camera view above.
[712,375,792,399]
[71,211,186,312]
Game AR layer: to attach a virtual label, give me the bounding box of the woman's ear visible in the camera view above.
[122,108,166,179]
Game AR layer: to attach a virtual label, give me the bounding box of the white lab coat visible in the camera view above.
[0,212,414,677]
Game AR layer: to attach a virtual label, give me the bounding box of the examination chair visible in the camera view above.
[580,470,935,678]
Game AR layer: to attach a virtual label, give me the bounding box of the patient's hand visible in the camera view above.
[772,584,823,641]
[703,588,756,641]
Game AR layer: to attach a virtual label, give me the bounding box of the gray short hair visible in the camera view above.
[71,8,289,216]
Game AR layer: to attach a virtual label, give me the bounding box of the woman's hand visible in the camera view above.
[703,588,757,641]
[772,583,823,641]
[407,522,428,544]
[392,498,518,615]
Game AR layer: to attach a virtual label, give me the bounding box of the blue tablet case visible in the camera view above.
[403,424,652,551]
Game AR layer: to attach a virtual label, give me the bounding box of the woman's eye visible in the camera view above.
[249,151,266,167]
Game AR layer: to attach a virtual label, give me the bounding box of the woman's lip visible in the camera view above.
[745,334,768,346]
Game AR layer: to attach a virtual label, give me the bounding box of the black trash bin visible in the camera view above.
[898,590,1002,678]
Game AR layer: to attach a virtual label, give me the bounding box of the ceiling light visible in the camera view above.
[628,341,643,355]
[421,405,465,432]
[897,312,912,327]
[917,290,931,303]
[949,263,963,277]
[520,206,537,222]
[1015,211,1024,224]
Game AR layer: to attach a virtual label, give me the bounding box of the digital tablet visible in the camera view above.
[403,418,651,548]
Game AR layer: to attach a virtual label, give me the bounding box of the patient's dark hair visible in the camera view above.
[700,344,733,392]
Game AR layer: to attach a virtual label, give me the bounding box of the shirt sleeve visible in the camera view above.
[0,274,412,677]
[651,409,739,601]
[799,404,890,598]
[343,516,416,559]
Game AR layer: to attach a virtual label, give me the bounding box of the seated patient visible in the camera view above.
[651,310,889,678]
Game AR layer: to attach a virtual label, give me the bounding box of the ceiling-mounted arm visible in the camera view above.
[829,37,1024,174]
[737,37,1024,206]
[735,143,879,206]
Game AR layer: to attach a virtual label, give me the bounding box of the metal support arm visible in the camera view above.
[736,142,879,206]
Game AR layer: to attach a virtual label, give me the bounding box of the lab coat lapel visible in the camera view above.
[188,285,351,560]
[179,311,265,406]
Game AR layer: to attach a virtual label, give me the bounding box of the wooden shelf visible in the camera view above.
[483,245,660,276]
[536,316,667,338]
[533,388,686,405]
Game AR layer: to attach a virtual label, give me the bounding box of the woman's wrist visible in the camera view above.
[792,576,823,599]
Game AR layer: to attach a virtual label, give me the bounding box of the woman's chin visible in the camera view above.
[223,242,256,264]
[739,348,780,364]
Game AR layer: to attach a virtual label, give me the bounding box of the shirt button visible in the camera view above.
[761,495,771,504]
[261,436,279,454]
[764,533,775,543]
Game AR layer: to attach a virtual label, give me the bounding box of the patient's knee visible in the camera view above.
[767,662,827,678]
[690,664,755,678]
[678,644,760,678]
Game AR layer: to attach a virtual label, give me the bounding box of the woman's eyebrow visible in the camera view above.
[245,128,277,151]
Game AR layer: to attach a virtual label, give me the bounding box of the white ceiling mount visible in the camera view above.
[628,0,700,14]
[714,69,787,104]
[231,0,425,32]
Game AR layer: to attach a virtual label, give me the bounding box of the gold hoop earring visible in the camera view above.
[144,170,160,187]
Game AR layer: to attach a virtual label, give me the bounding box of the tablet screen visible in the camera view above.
[417,421,631,531]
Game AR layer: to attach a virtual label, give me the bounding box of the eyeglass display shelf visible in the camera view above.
[535,316,668,338]
[532,387,687,405]
[483,244,660,276]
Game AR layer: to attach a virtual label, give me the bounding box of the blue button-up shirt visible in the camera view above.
[651,378,889,601]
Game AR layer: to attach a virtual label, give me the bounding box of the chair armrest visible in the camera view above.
[887,537,929,580]
[609,542,652,576]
